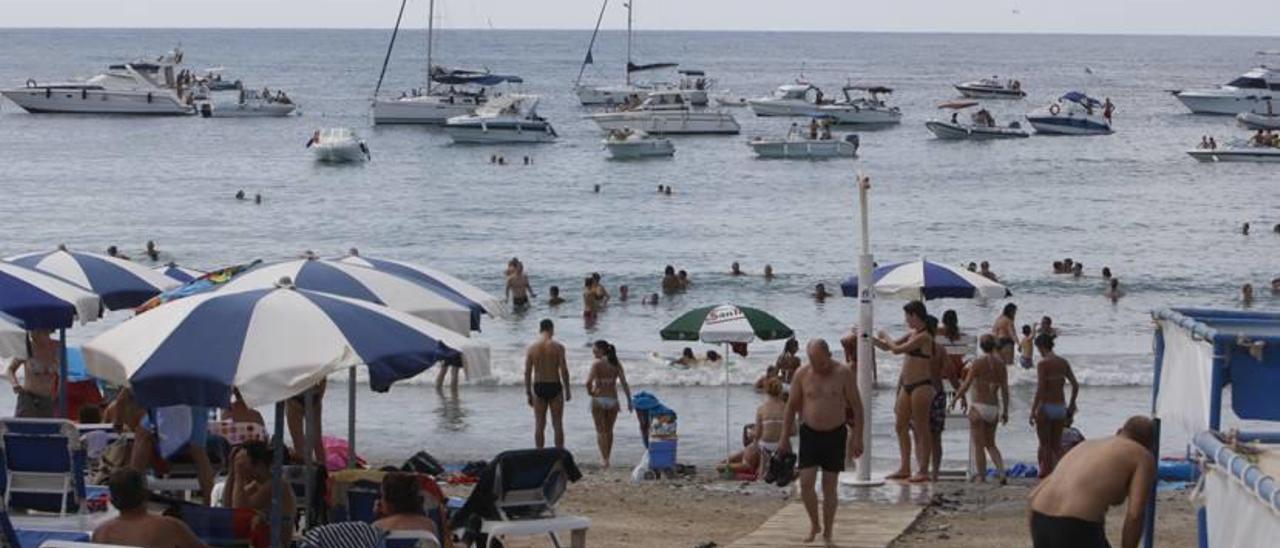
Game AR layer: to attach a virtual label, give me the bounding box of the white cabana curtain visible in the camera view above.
[1203,466,1280,547]
[1156,319,1215,440]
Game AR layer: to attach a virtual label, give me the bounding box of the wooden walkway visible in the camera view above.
[728,502,923,548]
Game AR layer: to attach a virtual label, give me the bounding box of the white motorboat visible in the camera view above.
[199,88,296,118]
[444,94,557,144]
[603,128,675,159]
[574,1,705,106]
[1187,139,1280,163]
[926,100,1029,140]
[954,77,1026,99]
[714,94,750,108]
[673,70,712,106]
[748,83,823,117]
[1,48,193,115]
[748,132,860,159]
[1173,66,1280,115]
[1237,103,1280,130]
[819,85,902,125]
[308,128,370,163]
[1026,92,1114,135]
[589,90,740,134]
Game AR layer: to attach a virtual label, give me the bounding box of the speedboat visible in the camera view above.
[308,128,370,163]
[603,128,675,159]
[1,48,193,115]
[1026,92,1114,135]
[714,94,750,108]
[574,1,704,106]
[818,86,903,125]
[444,94,557,144]
[1237,101,1280,130]
[1187,138,1280,163]
[749,133,860,159]
[199,88,296,118]
[590,91,740,135]
[925,100,1029,140]
[748,83,823,117]
[954,77,1026,99]
[1172,66,1280,115]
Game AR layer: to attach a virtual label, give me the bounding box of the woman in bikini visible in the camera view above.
[874,300,935,483]
[953,334,1009,483]
[1031,333,1079,478]
[991,303,1019,365]
[721,377,787,477]
[585,340,632,468]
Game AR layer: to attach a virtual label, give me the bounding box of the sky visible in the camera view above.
[3,0,1280,36]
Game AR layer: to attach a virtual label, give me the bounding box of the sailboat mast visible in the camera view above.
[574,0,609,87]
[426,0,436,93]
[625,1,632,86]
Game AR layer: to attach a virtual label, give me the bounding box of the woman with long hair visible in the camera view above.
[585,340,633,467]
[874,300,935,483]
[992,303,1018,365]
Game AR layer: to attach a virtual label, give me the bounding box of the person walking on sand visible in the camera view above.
[1031,333,1079,477]
[505,261,534,309]
[992,303,1019,365]
[585,340,632,468]
[952,335,1009,483]
[874,301,935,483]
[778,339,864,547]
[525,319,571,449]
[1029,416,1155,548]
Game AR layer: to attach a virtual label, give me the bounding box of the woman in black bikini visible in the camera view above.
[992,303,1018,365]
[874,300,935,483]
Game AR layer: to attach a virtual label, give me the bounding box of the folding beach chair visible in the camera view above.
[0,419,87,517]
[454,449,590,548]
[385,529,441,548]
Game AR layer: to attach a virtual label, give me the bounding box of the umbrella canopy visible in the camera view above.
[0,313,29,359]
[7,247,177,310]
[217,258,472,336]
[82,281,484,409]
[0,262,101,330]
[153,263,206,285]
[338,252,505,331]
[840,260,1011,301]
[660,304,793,344]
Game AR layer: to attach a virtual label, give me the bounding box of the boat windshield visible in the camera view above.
[1228,76,1270,90]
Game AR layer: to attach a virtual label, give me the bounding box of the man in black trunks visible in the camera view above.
[778,339,864,547]
[1029,415,1155,548]
[524,319,571,449]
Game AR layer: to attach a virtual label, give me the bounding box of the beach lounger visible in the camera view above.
[454,449,589,548]
[160,502,254,547]
[0,419,87,517]
[384,530,441,548]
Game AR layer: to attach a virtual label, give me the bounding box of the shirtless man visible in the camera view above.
[1028,416,1155,548]
[92,469,208,548]
[505,262,534,308]
[813,283,832,302]
[547,285,565,306]
[7,330,60,418]
[992,303,1019,365]
[525,319,571,449]
[731,262,744,276]
[774,338,801,384]
[661,265,681,294]
[582,277,601,327]
[1106,278,1125,303]
[979,261,999,282]
[778,339,864,547]
[1032,333,1080,477]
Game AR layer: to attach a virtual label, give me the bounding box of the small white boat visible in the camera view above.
[308,128,370,163]
[1187,140,1280,163]
[954,77,1026,99]
[603,128,675,159]
[714,94,750,108]
[926,100,1029,140]
[199,88,296,118]
[1173,67,1280,115]
[444,94,557,144]
[748,124,860,159]
[1026,92,1114,135]
[1237,109,1280,131]
[590,91,740,135]
[818,85,902,125]
[748,83,823,117]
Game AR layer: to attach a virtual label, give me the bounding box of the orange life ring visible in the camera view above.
[1049,104,1061,116]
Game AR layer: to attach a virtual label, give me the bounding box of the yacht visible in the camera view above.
[954,77,1026,99]
[1187,138,1280,163]
[603,128,675,159]
[925,100,1029,140]
[574,0,704,106]
[818,86,902,125]
[199,88,296,118]
[444,94,557,144]
[307,128,370,163]
[748,83,824,117]
[2,48,193,115]
[1026,92,1114,135]
[1173,67,1280,115]
[748,123,859,159]
[589,90,740,135]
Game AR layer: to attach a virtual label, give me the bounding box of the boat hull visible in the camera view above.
[954,85,1026,99]
[1026,116,1113,136]
[1237,112,1280,130]
[819,106,902,125]
[577,85,708,107]
[748,139,857,159]
[1175,92,1276,115]
[747,99,815,117]
[590,112,740,134]
[605,140,675,159]
[313,143,368,163]
[444,122,558,144]
[925,120,1029,140]
[1,88,191,115]
[1187,149,1280,163]
[200,101,295,118]
[372,97,477,124]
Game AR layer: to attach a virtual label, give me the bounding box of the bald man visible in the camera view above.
[1028,416,1156,548]
[779,339,864,546]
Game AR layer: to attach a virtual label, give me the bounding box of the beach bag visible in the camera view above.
[403,450,445,476]
[630,451,651,483]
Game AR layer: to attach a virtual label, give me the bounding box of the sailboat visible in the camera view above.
[574,1,707,106]
[372,0,523,124]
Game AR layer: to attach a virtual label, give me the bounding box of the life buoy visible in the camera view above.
[1049,104,1061,116]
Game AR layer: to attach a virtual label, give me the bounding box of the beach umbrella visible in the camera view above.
[6,246,178,310]
[660,304,793,454]
[0,262,103,417]
[81,279,480,547]
[338,250,506,331]
[153,262,206,285]
[839,259,1010,301]
[218,258,472,336]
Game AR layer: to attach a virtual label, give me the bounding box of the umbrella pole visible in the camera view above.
[347,368,356,469]
[851,174,883,487]
[271,401,286,547]
[724,342,731,458]
[58,329,68,419]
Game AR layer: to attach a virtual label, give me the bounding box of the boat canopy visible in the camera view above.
[1060,91,1102,107]
[474,94,539,117]
[937,100,979,110]
[627,61,678,74]
[430,66,523,86]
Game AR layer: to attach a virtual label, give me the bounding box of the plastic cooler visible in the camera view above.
[648,439,677,470]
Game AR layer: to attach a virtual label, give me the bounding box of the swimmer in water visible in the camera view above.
[979,261,998,282]
[967,262,978,273]
[1072,262,1083,278]
[106,245,129,261]
[235,190,246,200]
[813,283,832,302]
[1101,266,1112,280]
[547,286,565,307]
[618,285,629,302]
[661,266,680,294]
[677,270,690,290]
[643,293,659,305]
[731,262,744,276]
[676,347,697,367]
[1242,283,1255,307]
[144,241,159,262]
[1106,278,1125,302]
[764,264,775,281]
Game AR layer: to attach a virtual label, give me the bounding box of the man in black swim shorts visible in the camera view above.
[524,319,571,449]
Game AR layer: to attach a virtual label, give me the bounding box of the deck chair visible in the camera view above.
[455,449,590,548]
[343,477,448,547]
[0,419,87,517]
[385,530,441,548]
[160,500,255,547]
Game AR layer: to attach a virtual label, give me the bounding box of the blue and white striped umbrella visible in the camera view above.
[218,258,472,335]
[82,282,489,408]
[7,247,178,310]
[0,262,102,329]
[153,263,206,284]
[338,252,505,331]
[840,260,1011,301]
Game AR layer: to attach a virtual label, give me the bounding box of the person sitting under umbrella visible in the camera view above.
[229,440,296,544]
[373,472,437,534]
[92,468,208,548]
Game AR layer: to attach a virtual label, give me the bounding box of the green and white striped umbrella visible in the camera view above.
[659,304,793,344]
